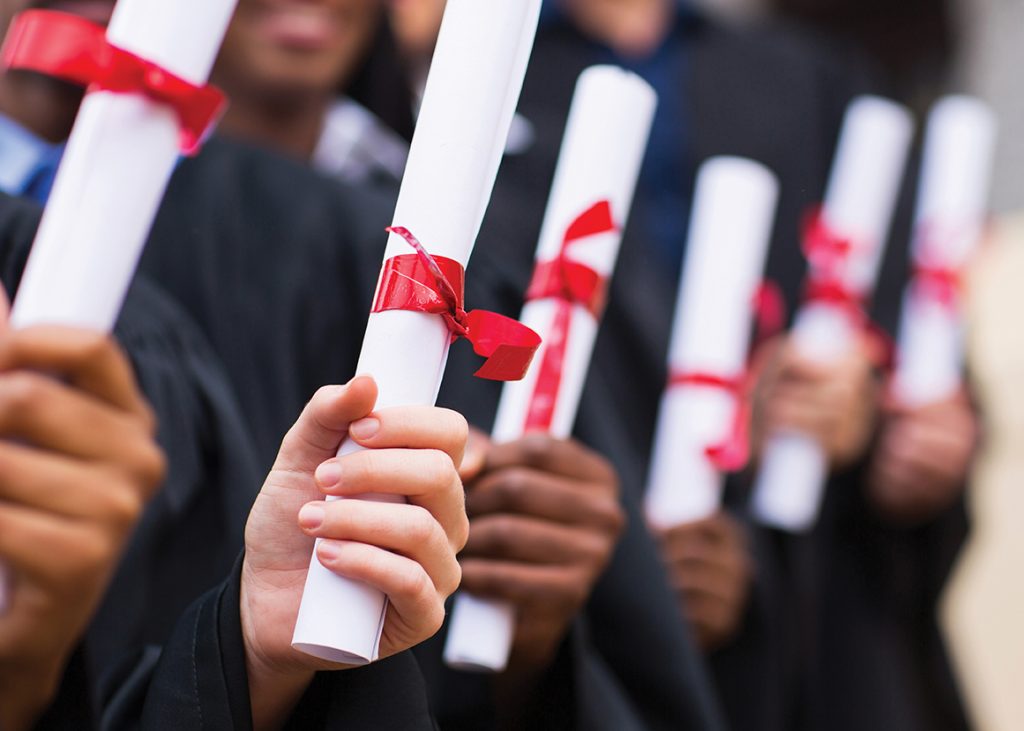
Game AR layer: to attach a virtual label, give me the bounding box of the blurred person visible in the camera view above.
[212,0,411,187]
[770,0,958,113]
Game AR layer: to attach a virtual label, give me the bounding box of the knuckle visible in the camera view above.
[397,565,432,600]
[487,517,517,554]
[406,505,439,545]
[423,449,457,489]
[493,467,531,508]
[518,434,550,467]
[0,372,45,416]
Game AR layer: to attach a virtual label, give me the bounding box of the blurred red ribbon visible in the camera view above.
[522,200,617,432]
[668,371,751,472]
[801,206,867,323]
[375,226,541,382]
[1,10,225,155]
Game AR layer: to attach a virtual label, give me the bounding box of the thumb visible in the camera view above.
[459,427,491,482]
[274,376,378,474]
[0,286,10,336]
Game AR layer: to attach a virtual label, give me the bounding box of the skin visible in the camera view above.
[559,0,674,57]
[654,512,753,652]
[457,431,624,709]
[239,376,469,730]
[0,0,113,142]
[0,295,165,731]
[388,0,445,74]
[751,334,881,470]
[213,0,383,159]
[867,390,978,526]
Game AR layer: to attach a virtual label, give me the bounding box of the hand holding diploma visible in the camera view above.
[239,378,469,728]
[442,65,656,674]
[0,0,236,614]
[870,96,994,525]
[0,306,164,731]
[291,0,543,665]
[751,96,914,533]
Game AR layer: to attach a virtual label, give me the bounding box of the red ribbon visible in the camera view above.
[801,206,868,324]
[1,10,225,155]
[374,226,541,382]
[522,201,617,432]
[668,371,751,472]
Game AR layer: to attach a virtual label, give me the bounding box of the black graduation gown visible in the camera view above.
[0,193,434,730]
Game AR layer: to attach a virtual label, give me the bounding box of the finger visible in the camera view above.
[466,466,623,533]
[274,377,378,473]
[299,499,459,592]
[0,441,149,526]
[0,502,115,594]
[0,372,165,485]
[315,540,449,641]
[462,514,608,566]
[347,406,467,469]
[459,559,581,607]
[667,556,747,601]
[485,435,616,484]
[0,328,146,417]
[459,428,490,482]
[314,448,466,549]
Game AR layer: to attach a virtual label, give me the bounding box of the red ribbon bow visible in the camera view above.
[374,226,541,381]
[801,206,867,323]
[522,200,617,432]
[1,10,225,155]
[668,371,751,472]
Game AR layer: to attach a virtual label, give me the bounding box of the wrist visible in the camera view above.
[239,575,314,731]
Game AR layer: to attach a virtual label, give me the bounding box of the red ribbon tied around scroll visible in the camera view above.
[910,223,967,310]
[521,200,617,432]
[668,372,750,472]
[801,206,867,323]
[374,227,541,382]
[1,10,225,155]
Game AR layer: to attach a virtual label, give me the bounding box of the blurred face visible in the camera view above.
[216,0,382,105]
[0,0,115,34]
[389,0,445,61]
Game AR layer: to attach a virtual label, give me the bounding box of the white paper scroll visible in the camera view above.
[10,0,237,330]
[644,157,779,529]
[891,97,996,407]
[291,0,542,666]
[0,0,237,616]
[751,96,914,532]
[442,66,657,673]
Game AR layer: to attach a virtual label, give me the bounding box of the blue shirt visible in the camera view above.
[0,113,63,204]
[540,1,696,275]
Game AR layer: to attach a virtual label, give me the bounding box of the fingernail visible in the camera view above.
[315,460,343,488]
[350,417,380,440]
[318,541,341,563]
[298,503,325,530]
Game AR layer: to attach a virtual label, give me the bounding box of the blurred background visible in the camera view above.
[691,0,1024,727]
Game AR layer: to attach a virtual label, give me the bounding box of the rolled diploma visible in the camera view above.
[442,66,657,673]
[291,0,542,666]
[891,96,996,407]
[0,0,237,615]
[751,96,914,532]
[644,157,779,529]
